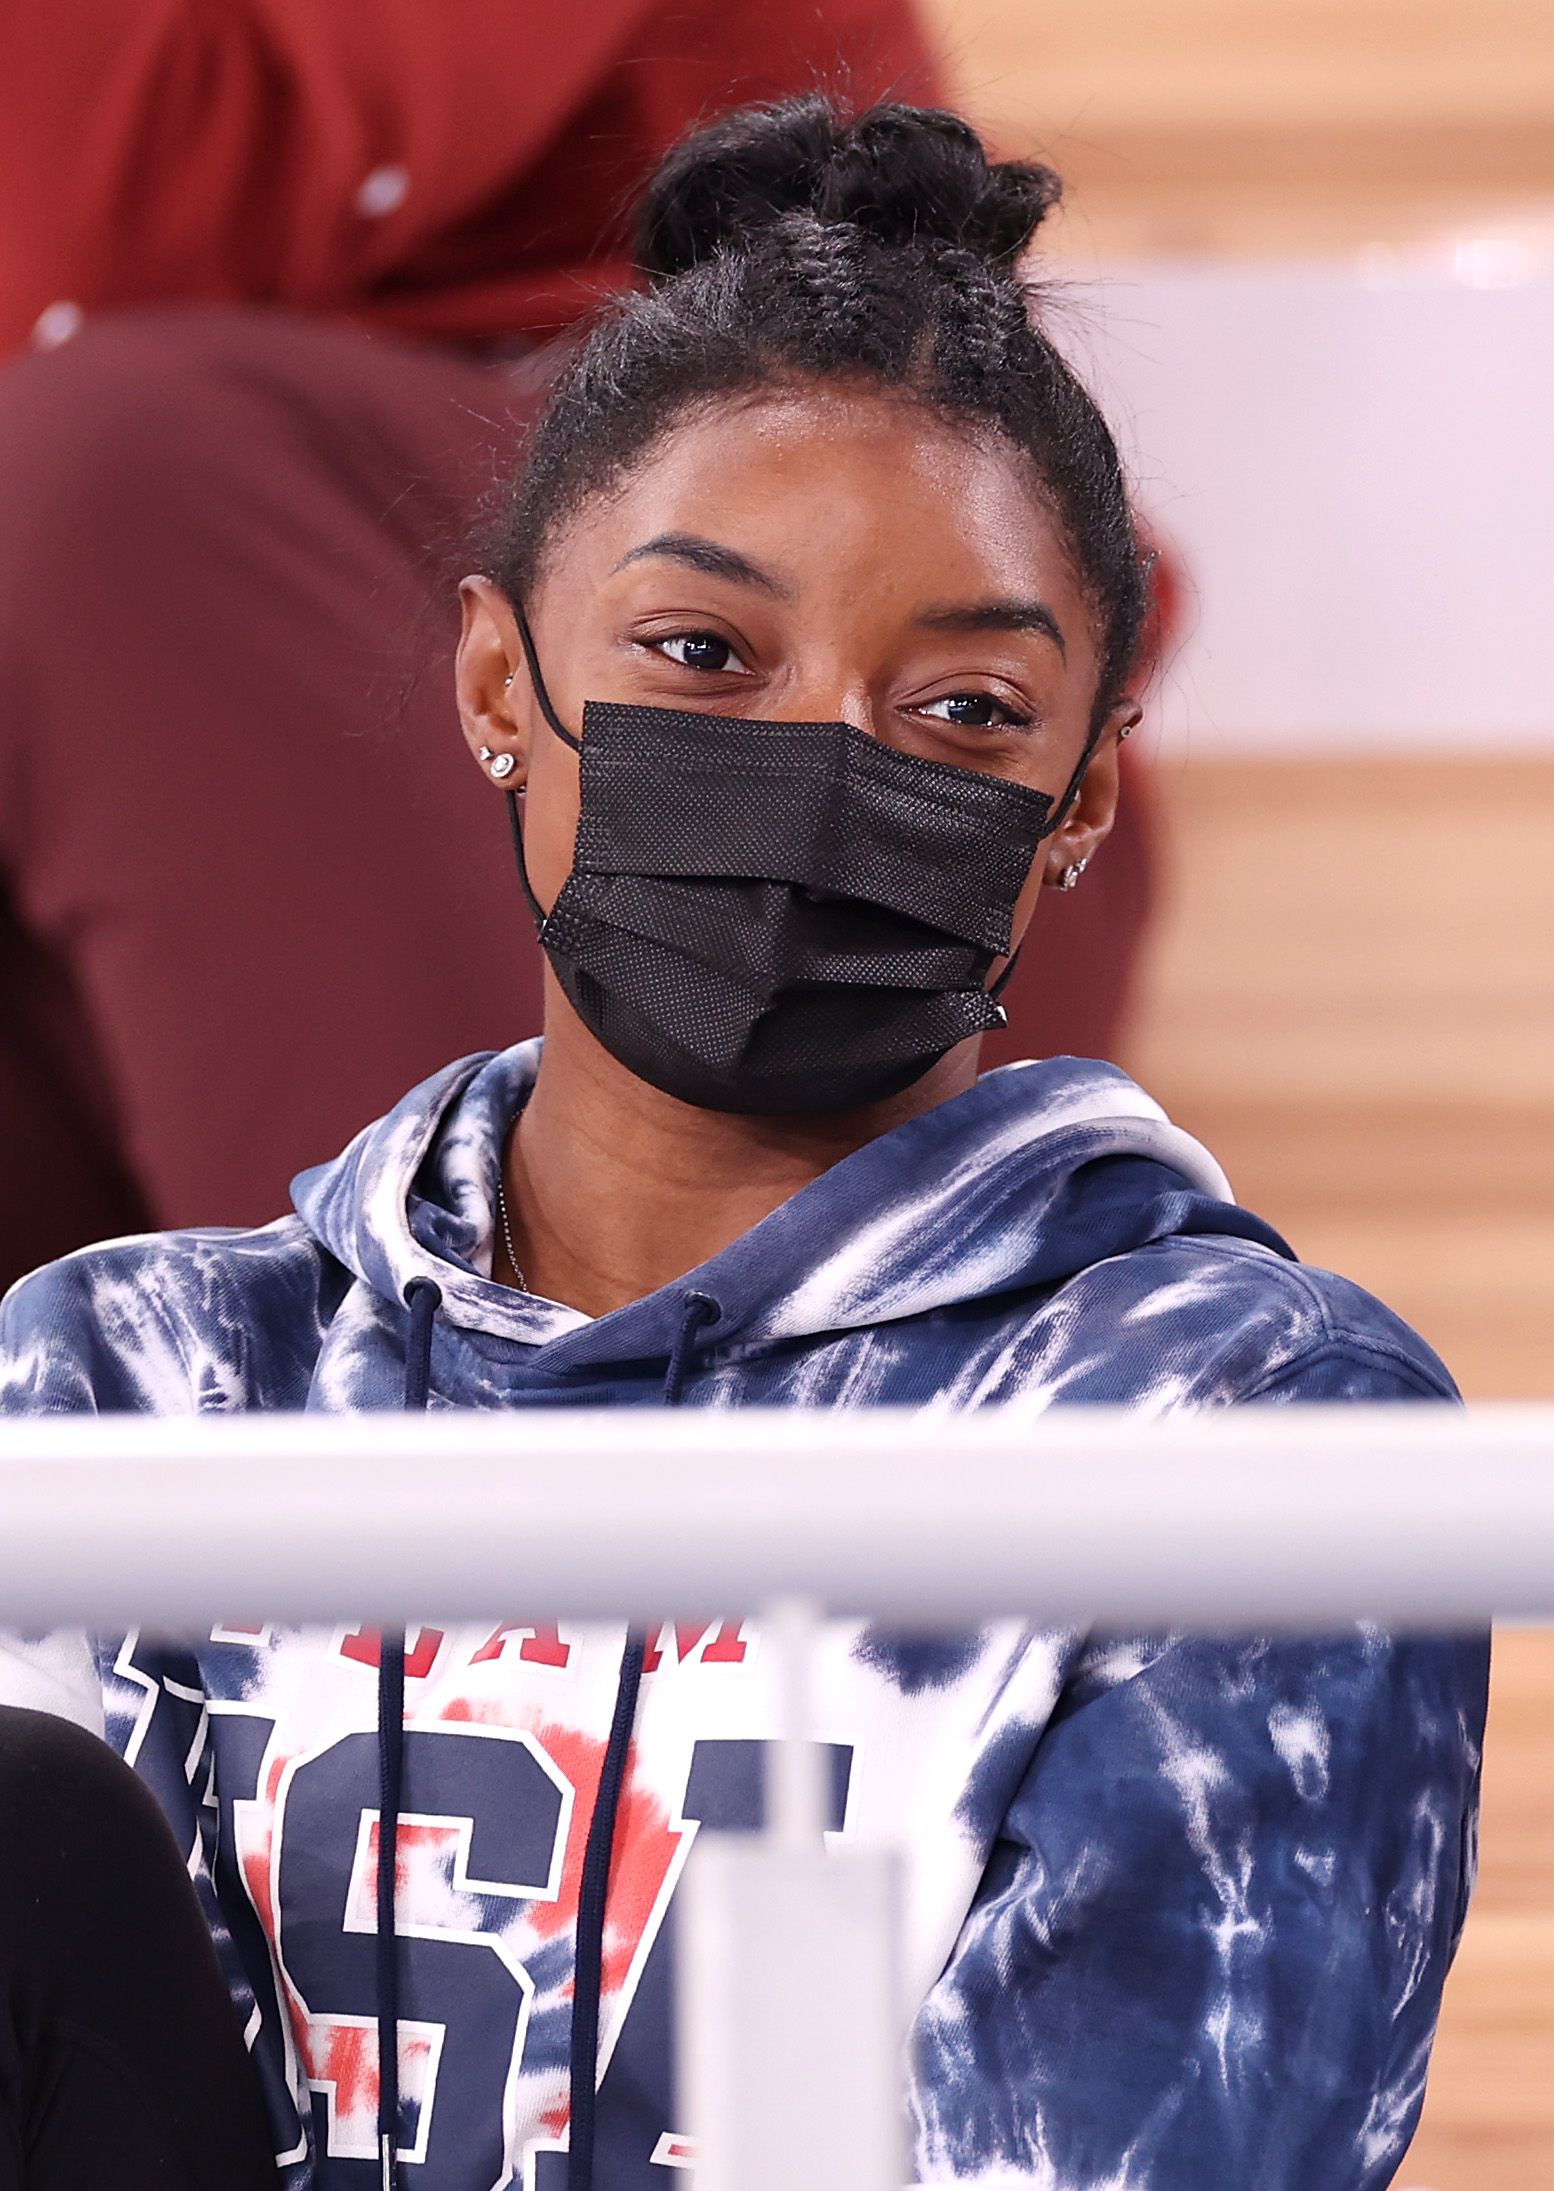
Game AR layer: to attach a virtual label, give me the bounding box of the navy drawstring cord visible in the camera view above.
[376,1630,405,2191]
[662,1291,720,1408]
[566,1291,721,2191]
[377,1276,442,2191]
[402,1274,441,1414]
[566,1630,646,2191]
[377,1278,720,2191]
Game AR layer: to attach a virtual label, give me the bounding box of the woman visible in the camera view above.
[0,99,1485,2191]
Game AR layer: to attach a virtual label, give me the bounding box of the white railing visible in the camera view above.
[2,1402,1547,2191]
[0,1403,1548,1625]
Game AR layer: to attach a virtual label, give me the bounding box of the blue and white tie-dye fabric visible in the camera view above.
[0,1045,1487,2191]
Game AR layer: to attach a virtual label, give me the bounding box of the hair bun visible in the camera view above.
[635,96,1061,284]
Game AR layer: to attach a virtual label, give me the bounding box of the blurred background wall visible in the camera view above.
[917,2,1554,2182]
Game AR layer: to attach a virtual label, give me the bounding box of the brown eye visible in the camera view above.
[923,693,1027,729]
[655,633,742,673]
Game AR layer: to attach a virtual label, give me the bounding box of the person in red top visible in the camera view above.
[0,0,1157,1292]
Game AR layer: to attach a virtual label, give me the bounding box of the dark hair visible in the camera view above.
[483,98,1147,719]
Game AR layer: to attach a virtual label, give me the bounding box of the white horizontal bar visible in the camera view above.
[0,1406,1548,1627]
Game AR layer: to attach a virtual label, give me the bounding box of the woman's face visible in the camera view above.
[458,382,1135,961]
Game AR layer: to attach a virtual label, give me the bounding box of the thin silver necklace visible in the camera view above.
[494,1175,528,1293]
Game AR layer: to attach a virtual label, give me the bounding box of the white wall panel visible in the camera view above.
[1059,260,1554,748]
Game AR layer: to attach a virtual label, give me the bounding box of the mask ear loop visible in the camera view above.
[502,607,583,932]
[514,607,582,753]
[503,787,547,932]
[988,713,1109,1003]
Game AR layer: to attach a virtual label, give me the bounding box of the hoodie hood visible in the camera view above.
[11,1037,1398,1427]
[0,1043,1476,2191]
[291,1041,1284,1374]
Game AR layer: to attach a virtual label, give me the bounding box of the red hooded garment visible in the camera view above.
[0,0,936,354]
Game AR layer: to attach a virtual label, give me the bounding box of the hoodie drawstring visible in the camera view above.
[377,1277,442,2191]
[566,1630,646,2191]
[377,1280,720,2191]
[567,1291,721,2191]
[376,1631,405,2191]
[662,1291,720,1407]
[402,1274,441,1413]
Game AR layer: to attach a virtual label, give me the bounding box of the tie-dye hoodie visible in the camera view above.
[0,1042,1487,2191]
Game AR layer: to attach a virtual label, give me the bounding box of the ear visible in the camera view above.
[1039,699,1141,889]
[456,576,532,788]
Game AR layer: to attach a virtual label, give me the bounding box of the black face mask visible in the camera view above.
[505,616,1100,1115]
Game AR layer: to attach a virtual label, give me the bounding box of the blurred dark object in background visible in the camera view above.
[980,752,1158,1074]
[981,536,1176,1073]
[0,0,1157,1291]
[0,305,542,1275]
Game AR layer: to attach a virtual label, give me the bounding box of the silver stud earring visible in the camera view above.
[488,752,517,780]
[1057,858,1089,891]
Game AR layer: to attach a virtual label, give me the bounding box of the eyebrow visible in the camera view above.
[613,531,793,598]
[916,597,1066,655]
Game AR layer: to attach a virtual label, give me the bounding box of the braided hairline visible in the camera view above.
[485,217,1146,719]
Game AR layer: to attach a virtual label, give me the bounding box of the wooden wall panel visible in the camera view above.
[921,0,1554,254]
[1123,753,1554,1396]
